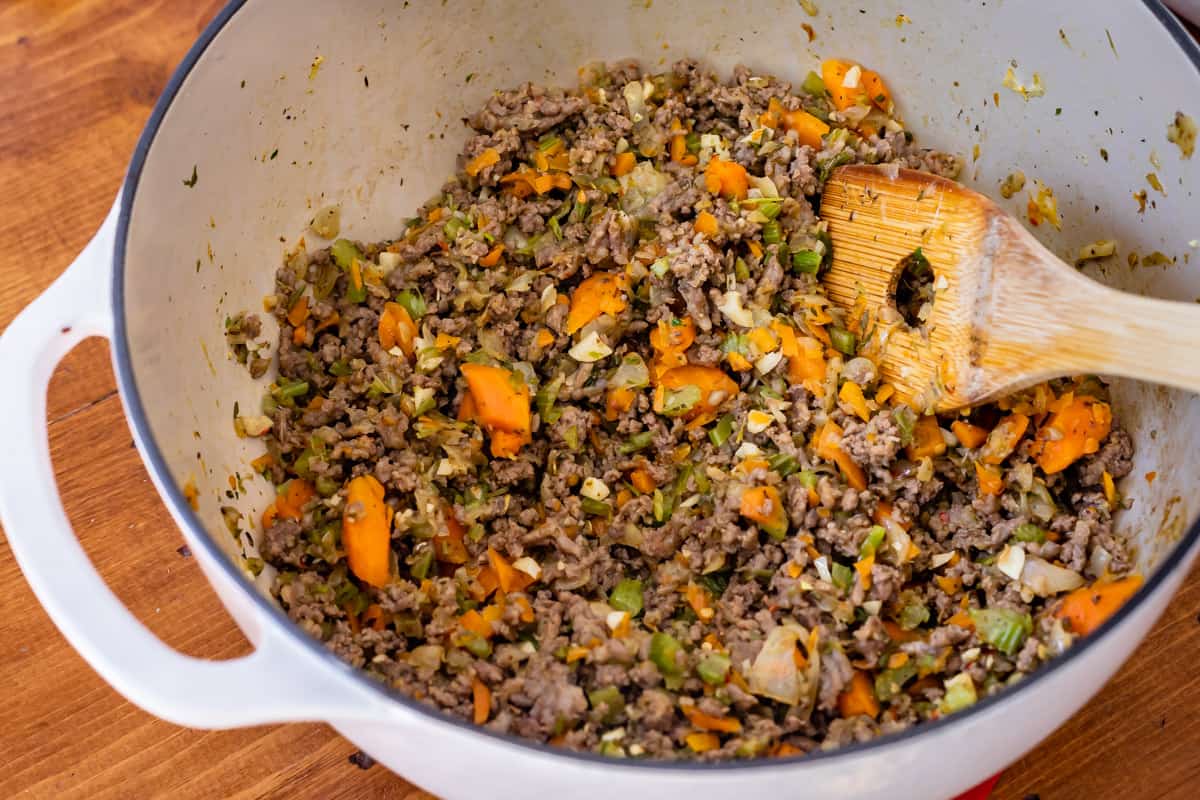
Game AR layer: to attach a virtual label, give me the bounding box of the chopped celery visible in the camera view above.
[649,632,684,676]
[797,469,819,490]
[831,562,854,592]
[767,452,800,477]
[830,326,857,356]
[660,385,701,417]
[619,431,654,454]
[875,662,918,702]
[581,496,613,519]
[801,70,826,96]
[899,601,930,630]
[588,686,625,723]
[893,406,917,446]
[685,131,701,154]
[535,375,564,424]
[395,289,427,318]
[408,547,434,580]
[939,672,978,714]
[709,414,735,447]
[461,632,492,658]
[696,652,731,686]
[969,607,1033,655]
[761,220,782,245]
[1012,523,1047,543]
[860,525,886,559]
[609,578,644,615]
[330,238,362,269]
[792,249,822,274]
[329,359,353,377]
[538,133,563,151]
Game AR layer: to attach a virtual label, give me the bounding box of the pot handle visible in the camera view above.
[0,200,381,728]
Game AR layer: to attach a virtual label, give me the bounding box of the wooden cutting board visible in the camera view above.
[0,2,1196,798]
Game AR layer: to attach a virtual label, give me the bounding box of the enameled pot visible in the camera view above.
[2,2,1199,798]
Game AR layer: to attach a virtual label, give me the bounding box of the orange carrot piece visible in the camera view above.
[681,704,742,733]
[433,505,469,564]
[1031,396,1113,474]
[684,583,715,622]
[477,565,500,598]
[565,272,628,334]
[739,485,788,538]
[605,386,637,420]
[461,362,532,458]
[906,415,947,460]
[974,461,1004,496]
[838,380,871,422]
[287,295,310,327]
[1056,575,1143,636]
[460,609,492,639]
[629,467,657,494]
[488,546,535,594]
[378,301,417,360]
[342,475,393,587]
[838,670,881,719]
[276,479,316,519]
[694,210,719,236]
[782,109,831,149]
[685,732,720,753]
[821,59,857,110]
[464,147,500,177]
[654,364,739,427]
[951,420,989,449]
[612,151,637,177]
[362,603,387,632]
[703,157,749,200]
[478,243,505,267]
[979,413,1030,465]
[472,677,491,724]
[814,421,867,491]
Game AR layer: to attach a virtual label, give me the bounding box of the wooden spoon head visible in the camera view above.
[819,165,1010,412]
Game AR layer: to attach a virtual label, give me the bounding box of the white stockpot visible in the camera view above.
[2,1,1198,798]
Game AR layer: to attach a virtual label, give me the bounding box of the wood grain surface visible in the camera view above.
[0,3,1196,799]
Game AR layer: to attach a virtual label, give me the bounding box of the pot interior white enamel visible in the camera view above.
[113,0,1200,797]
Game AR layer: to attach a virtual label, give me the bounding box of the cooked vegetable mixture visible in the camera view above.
[230,58,1141,759]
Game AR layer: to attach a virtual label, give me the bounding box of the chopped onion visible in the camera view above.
[996,544,1026,581]
[754,350,784,376]
[379,251,402,271]
[1021,554,1084,596]
[747,624,820,707]
[930,551,956,568]
[237,415,273,437]
[622,80,646,122]
[513,557,542,579]
[569,330,612,362]
[735,442,763,460]
[813,556,832,583]
[581,476,611,501]
[746,410,773,434]
[842,65,862,89]
[540,284,558,312]
[718,291,755,328]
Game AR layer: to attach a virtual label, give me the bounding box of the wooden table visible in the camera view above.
[1,2,1197,798]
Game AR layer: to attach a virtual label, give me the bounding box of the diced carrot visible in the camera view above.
[838,380,871,422]
[681,704,741,733]
[461,363,532,458]
[378,301,417,360]
[433,504,469,564]
[727,352,752,372]
[974,461,1004,496]
[565,645,591,663]
[980,413,1030,465]
[565,272,628,335]
[488,546,535,593]
[472,677,491,724]
[464,147,500,177]
[287,295,310,327]
[342,475,393,587]
[513,595,535,624]
[615,488,633,509]
[935,575,963,595]
[837,670,880,719]
[477,565,500,598]
[951,420,989,449]
[814,421,867,491]
[314,311,340,334]
[684,583,715,622]
[276,479,316,519]
[906,415,947,460]
[882,620,921,643]
[362,603,387,632]
[862,69,892,112]
[946,610,975,629]
[739,486,788,538]
[1056,575,1143,636]
[770,742,804,757]
[612,151,637,177]
[535,328,556,349]
[629,468,657,494]
[457,390,477,422]
[703,156,750,200]
[781,109,831,149]
[854,554,875,591]
[261,502,279,531]
[685,732,720,753]
[1102,470,1118,508]
[873,501,909,530]
[759,97,784,129]
[478,244,505,267]
[606,386,637,421]
[747,326,779,355]
[694,210,719,236]
[460,609,492,639]
[250,453,275,473]
[821,59,857,110]
[1031,396,1112,474]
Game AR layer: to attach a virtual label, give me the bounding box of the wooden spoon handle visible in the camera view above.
[984,220,1200,397]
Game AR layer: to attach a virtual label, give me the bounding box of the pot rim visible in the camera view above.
[111,0,1200,772]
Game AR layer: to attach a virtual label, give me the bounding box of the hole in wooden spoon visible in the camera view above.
[892,247,935,329]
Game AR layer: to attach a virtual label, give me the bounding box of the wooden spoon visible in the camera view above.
[818,164,1200,412]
